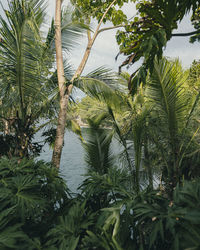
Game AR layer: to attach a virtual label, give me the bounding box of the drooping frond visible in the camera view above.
[74,67,123,107]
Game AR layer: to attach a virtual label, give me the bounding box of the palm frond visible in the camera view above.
[0,0,50,119]
[83,114,114,175]
[74,67,123,107]
[61,6,88,51]
[147,58,188,136]
[44,5,87,55]
[147,57,188,161]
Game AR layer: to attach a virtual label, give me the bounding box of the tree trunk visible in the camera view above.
[71,32,93,81]
[52,30,92,168]
[52,0,117,168]
[52,0,67,168]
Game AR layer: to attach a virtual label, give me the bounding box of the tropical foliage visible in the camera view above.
[0,157,69,249]
[116,0,200,88]
[0,0,52,157]
[0,0,200,249]
[0,0,85,158]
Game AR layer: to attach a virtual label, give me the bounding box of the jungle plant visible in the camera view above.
[117,0,200,88]
[76,57,200,196]
[146,58,200,193]
[0,0,52,157]
[133,179,200,250]
[44,201,95,250]
[0,157,70,249]
[0,0,85,158]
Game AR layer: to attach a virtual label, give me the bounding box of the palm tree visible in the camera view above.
[75,57,200,195]
[146,57,200,193]
[0,0,51,157]
[0,0,84,158]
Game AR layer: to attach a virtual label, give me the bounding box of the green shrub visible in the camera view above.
[0,157,69,249]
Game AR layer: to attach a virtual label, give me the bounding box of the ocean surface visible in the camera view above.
[36,129,122,192]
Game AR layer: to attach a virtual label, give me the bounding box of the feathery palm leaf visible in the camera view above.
[147,58,188,145]
[145,57,199,189]
[0,0,49,121]
[45,5,87,54]
[74,67,123,107]
[83,113,114,175]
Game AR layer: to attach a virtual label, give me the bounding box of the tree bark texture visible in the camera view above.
[52,0,68,168]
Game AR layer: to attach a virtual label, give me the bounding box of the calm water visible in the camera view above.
[36,130,86,192]
[36,129,122,192]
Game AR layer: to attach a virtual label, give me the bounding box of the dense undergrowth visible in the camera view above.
[0,157,200,250]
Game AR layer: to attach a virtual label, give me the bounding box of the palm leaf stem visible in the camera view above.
[16,22,26,123]
[185,92,200,128]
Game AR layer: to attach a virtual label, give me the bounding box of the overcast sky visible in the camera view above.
[1,0,199,74]
[47,0,199,74]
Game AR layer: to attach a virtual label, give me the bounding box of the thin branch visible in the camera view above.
[91,0,117,43]
[172,30,200,37]
[98,24,126,35]
[124,29,200,37]
[71,0,117,82]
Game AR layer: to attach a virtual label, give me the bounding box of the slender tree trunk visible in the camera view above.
[71,31,93,81]
[52,0,67,168]
[52,0,117,168]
